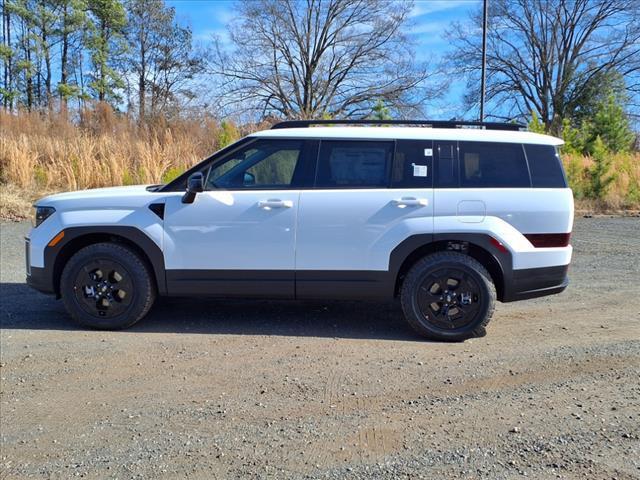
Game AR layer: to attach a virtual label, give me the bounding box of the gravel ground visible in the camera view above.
[1,217,639,479]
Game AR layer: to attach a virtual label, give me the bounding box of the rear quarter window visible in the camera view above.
[525,144,568,188]
[458,142,530,188]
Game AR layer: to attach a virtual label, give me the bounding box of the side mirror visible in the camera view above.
[182,172,204,204]
[243,172,256,186]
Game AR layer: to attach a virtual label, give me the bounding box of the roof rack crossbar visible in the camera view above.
[271,119,524,131]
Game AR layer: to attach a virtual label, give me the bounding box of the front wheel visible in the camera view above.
[60,242,156,329]
[400,252,495,341]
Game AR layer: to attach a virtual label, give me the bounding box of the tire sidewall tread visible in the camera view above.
[60,242,156,330]
[400,251,496,341]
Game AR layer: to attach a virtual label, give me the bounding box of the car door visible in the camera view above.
[295,139,434,298]
[163,138,314,298]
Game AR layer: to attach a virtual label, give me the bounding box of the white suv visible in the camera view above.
[26,120,573,341]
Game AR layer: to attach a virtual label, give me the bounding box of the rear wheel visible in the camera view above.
[400,252,495,341]
[60,243,156,329]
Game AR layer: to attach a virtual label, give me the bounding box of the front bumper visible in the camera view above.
[25,236,55,295]
[502,264,569,302]
[26,266,55,294]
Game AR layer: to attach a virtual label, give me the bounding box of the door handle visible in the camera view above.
[258,199,293,209]
[393,197,428,207]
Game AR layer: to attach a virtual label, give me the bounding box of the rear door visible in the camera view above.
[295,139,434,297]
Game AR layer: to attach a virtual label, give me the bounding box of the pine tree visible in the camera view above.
[370,99,391,120]
[587,94,634,154]
[528,111,546,134]
[86,0,126,104]
[587,135,616,200]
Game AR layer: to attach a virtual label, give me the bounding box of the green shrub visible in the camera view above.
[161,166,183,184]
[121,170,135,186]
[585,136,616,199]
[33,165,48,187]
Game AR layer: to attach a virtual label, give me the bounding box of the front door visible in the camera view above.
[163,139,310,297]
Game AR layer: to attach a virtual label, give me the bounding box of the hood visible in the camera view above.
[35,185,164,210]
[37,185,151,203]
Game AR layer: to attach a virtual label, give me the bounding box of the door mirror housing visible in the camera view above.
[182,172,204,204]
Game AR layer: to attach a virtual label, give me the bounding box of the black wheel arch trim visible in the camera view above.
[389,233,511,301]
[42,226,167,297]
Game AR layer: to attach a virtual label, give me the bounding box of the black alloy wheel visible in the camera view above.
[400,251,495,341]
[73,259,134,319]
[416,267,482,330]
[60,242,156,329]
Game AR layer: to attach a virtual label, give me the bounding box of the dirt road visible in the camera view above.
[1,217,639,479]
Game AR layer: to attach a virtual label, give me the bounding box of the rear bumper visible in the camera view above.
[502,264,569,302]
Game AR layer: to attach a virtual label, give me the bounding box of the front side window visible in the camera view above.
[315,141,393,188]
[206,140,304,189]
[458,141,530,188]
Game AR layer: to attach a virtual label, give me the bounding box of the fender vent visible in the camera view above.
[149,203,165,220]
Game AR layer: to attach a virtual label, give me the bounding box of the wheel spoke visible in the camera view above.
[73,258,135,319]
[414,265,484,332]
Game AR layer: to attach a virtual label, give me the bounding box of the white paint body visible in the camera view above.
[27,126,573,279]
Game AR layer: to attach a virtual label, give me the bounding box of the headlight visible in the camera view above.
[34,206,55,227]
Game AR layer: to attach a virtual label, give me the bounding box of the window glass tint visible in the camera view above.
[525,144,567,188]
[392,140,433,188]
[435,141,458,188]
[207,140,303,189]
[458,142,530,188]
[316,141,393,188]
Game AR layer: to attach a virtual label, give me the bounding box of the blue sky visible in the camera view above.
[167,0,482,119]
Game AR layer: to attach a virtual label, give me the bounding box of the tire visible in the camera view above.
[400,251,495,341]
[60,242,156,329]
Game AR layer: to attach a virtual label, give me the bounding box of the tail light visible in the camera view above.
[524,233,571,248]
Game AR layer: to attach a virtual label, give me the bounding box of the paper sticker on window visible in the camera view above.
[412,163,428,177]
[424,148,433,157]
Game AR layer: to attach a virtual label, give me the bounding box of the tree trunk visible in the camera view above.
[98,20,106,102]
[60,3,69,109]
[138,42,145,121]
[41,1,51,106]
[2,0,10,110]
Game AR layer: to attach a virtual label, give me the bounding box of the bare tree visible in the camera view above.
[208,0,435,119]
[449,0,640,132]
[126,0,203,120]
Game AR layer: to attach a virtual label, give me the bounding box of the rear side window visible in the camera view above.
[458,142,530,188]
[392,140,433,188]
[525,144,567,188]
[316,141,393,188]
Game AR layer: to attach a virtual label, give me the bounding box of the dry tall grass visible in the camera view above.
[1,106,639,219]
[0,106,243,192]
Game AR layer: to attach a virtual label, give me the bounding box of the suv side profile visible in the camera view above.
[26,120,573,341]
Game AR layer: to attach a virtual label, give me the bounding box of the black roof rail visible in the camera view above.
[271,119,525,131]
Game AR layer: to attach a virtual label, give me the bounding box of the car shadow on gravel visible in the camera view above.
[0,283,424,341]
